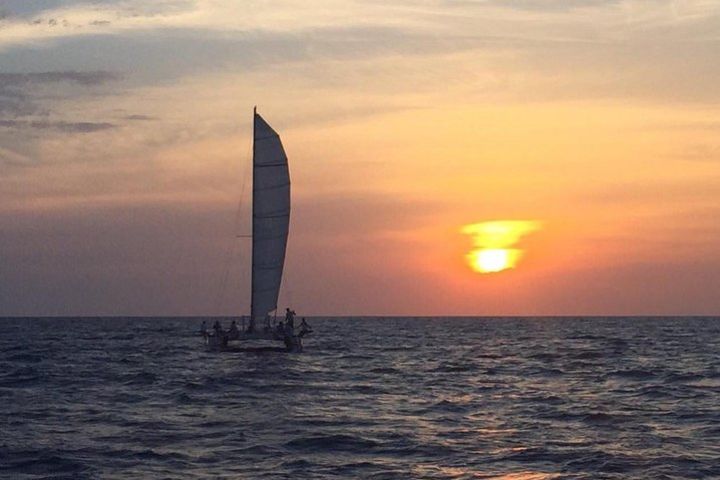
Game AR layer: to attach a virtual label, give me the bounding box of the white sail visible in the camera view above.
[250,111,290,330]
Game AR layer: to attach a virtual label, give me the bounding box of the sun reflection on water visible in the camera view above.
[412,463,560,479]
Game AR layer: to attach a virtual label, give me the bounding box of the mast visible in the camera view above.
[250,106,256,331]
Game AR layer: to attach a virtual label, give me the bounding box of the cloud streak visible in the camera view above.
[0,70,118,118]
[0,119,116,132]
[0,70,117,86]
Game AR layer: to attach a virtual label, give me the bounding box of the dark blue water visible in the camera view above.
[1,317,719,479]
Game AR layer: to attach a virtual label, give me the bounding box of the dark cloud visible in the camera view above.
[6,15,718,106]
[0,70,119,137]
[31,17,67,27]
[0,25,481,88]
[0,0,718,107]
[0,93,38,117]
[0,71,118,117]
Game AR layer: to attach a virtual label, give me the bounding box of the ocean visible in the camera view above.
[1,316,719,479]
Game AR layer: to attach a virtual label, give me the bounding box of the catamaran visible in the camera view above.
[203,108,308,351]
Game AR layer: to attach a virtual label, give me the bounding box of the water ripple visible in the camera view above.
[0,316,718,479]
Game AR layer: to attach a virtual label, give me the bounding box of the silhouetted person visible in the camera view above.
[299,318,312,338]
[285,308,295,330]
[284,319,294,337]
[228,320,239,339]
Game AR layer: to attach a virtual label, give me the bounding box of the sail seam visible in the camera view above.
[256,163,287,168]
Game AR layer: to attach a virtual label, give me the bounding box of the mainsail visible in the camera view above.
[250,110,290,331]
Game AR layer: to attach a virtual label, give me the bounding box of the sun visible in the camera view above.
[468,249,520,273]
[461,220,541,274]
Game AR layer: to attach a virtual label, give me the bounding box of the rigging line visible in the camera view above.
[214,125,253,314]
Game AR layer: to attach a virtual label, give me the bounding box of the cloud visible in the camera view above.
[486,0,620,11]
[580,176,720,205]
[0,92,36,117]
[0,70,118,117]
[0,69,119,147]
[0,1,124,17]
[416,0,624,13]
[1,0,718,107]
[0,146,34,166]
[671,144,720,163]
[0,70,117,87]
[1,0,719,315]
[0,119,116,132]
[123,114,155,121]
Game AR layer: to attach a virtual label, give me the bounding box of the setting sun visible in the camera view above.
[462,221,541,274]
[468,248,521,273]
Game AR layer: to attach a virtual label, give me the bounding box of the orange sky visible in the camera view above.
[1,1,719,315]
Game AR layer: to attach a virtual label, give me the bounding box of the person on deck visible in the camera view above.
[285,308,296,330]
[213,320,223,336]
[299,318,312,338]
[284,319,293,337]
[228,320,239,340]
[200,320,207,336]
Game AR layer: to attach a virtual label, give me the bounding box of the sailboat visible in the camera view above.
[203,108,307,352]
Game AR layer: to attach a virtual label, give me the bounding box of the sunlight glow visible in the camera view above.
[462,221,541,274]
[468,248,521,273]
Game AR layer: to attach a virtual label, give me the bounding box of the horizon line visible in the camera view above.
[1,314,718,319]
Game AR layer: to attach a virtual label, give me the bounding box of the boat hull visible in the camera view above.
[202,331,303,352]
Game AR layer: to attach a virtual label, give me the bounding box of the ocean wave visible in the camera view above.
[285,434,380,451]
[606,368,657,380]
[0,449,92,478]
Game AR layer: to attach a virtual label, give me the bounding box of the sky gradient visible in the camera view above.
[1,0,719,316]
